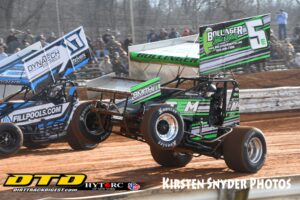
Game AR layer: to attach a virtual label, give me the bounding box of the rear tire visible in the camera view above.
[68,102,112,143]
[67,133,98,150]
[142,105,184,150]
[150,147,192,167]
[0,123,23,157]
[67,102,103,150]
[223,126,267,173]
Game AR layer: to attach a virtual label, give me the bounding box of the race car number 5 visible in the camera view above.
[246,19,268,50]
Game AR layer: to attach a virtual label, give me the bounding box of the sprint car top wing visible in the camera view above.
[0,42,42,86]
[129,14,270,76]
[129,34,200,67]
[0,26,91,93]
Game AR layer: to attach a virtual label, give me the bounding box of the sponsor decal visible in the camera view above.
[81,182,127,191]
[158,140,176,148]
[184,101,200,112]
[72,53,87,65]
[12,105,63,123]
[131,77,161,104]
[130,52,199,67]
[128,183,141,191]
[166,99,210,116]
[4,173,141,192]
[158,107,175,115]
[26,48,60,74]
[4,174,86,187]
[206,26,244,42]
[78,181,141,191]
[22,27,90,93]
[0,80,23,85]
[4,103,70,126]
[199,14,270,74]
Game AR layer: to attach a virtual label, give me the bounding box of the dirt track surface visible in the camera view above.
[236,69,300,89]
[1,69,300,199]
[0,110,299,199]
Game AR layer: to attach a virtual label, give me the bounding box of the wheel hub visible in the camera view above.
[157,120,170,135]
[0,132,12,147]
[84,112,104,135]
[247,137,263,164]
[155,113,178,142]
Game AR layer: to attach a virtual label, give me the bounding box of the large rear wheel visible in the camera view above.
[69,102,112,142]
[67,102,106,150]
[223,126,267,173]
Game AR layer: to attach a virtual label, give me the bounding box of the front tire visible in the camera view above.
[0,123,23,157]
[150,147,192,167]
[142,105,184,150]
[223,126,267,173]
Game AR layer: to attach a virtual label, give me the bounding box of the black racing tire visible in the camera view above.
[142,105,184,150]
[150,147,192,167]
[0,123,23,157]
[67,132,98,151]
[223,126,267,173]
[23,141,50,150]
[69,102,112,143]
[67,102,111,150]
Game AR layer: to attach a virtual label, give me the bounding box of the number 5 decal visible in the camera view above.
[246,19,268,50]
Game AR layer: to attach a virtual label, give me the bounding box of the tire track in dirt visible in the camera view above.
[0,111,299,199]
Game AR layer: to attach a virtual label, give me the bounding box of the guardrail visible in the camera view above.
[82,78,300,113]
[41,175,300,200]
[240,86,300,113]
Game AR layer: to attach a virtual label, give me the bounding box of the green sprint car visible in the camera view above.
[86,75,266,173]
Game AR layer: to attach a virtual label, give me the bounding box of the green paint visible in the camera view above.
[181,113,209,116]
[130,52,199,67]
[199,46,251,61]
[200,53,206,58]
[224,115,240,120]
[130,77,160,92]
[136,92,161,104]
[191,122,208,127]
[167,98,210,103]
[235,35,249,42]
[203,134,217,139]
[202,53,270,75]
[192,134,218,141]
[191,136,202,141]
[166,98,210,115]
[228,21,245,28]
[203,27,213,55]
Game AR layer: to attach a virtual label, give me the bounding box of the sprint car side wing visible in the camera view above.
[22,26,91,93]
[0,27,91,94]
[130,77,161,104]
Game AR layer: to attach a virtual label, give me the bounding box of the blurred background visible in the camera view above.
[0,0,299,43]
[0,0,299,80]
